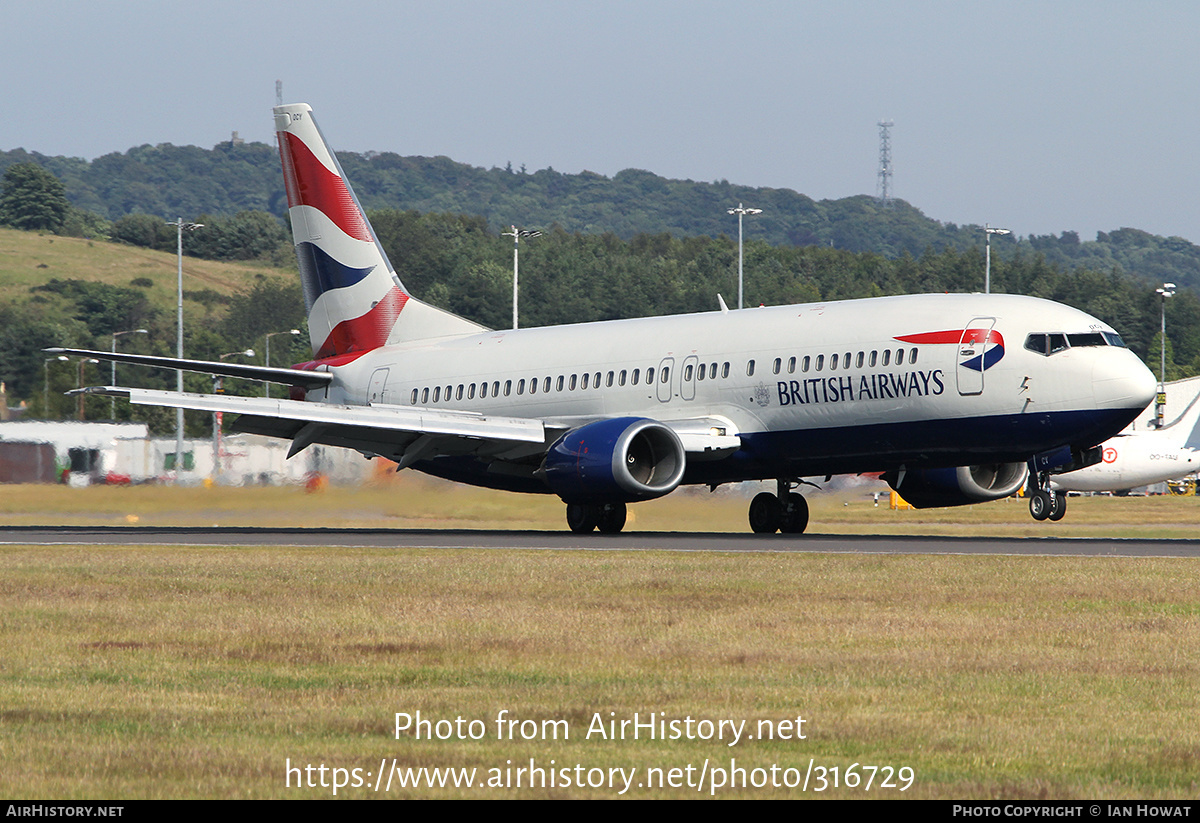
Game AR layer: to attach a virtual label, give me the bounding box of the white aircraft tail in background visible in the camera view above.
[53,103,1158,533]
[1049,384,1200,497]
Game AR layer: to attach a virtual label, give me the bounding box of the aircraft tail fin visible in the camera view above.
[1170,384,1200,449]
[273,103,484,360]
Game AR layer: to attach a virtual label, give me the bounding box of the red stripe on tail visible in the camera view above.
[278,131,373,243]
[315,286,408,359]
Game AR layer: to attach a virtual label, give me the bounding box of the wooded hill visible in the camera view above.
[3,141,1199,293]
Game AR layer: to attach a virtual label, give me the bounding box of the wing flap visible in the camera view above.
[105,387,546,443]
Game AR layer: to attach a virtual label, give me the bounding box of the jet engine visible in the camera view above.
[882,462,1028,508]
[542,417,686,504]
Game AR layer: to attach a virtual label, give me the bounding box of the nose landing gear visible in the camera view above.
[1027,468,1066,522]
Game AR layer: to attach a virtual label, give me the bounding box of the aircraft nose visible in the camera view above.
[1093,352,1157,410]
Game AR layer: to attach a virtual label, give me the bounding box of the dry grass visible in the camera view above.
[2,472,1200,538]
[0,226,281,305]
[1,481,1198,798]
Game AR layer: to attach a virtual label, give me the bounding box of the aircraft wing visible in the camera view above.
[82,386,548,466]
[79,383,744,471]
[45,347,333,390]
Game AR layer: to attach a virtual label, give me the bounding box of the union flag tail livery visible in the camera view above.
[273,103,482,360]
[54,102,1159,533]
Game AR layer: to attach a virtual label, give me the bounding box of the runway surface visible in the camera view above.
[1,526,1198,557]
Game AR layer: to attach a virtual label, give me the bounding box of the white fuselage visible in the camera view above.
[304,292,1154,485]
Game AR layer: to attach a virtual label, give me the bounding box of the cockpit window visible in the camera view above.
[1067,333,1106,347]
[1026,330,1121,356]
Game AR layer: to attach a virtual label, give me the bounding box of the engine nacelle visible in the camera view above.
[542,417,686,504]
[882,462,1028,509]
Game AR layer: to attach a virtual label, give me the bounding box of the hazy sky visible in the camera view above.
[4,1,1196,242]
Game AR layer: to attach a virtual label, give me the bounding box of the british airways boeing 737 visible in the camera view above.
[56,103,1158,533]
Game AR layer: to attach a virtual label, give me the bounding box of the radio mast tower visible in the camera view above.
[876,120,894,206]
[276,80,283,107]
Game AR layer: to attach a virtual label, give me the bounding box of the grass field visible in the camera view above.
[1,479,1198,799]
[3,472,1200,537]
[0,226,279,301]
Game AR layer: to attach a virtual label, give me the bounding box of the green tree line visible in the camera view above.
[6,207,1196,436]
[3,140,1200,292]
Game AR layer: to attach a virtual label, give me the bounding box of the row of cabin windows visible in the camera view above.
[407,346,922,407]
[747,347,920,378]
[410,361,735,406]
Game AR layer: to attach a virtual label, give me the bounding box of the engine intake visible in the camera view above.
[542,417,686,504]
[883,462,1028,508]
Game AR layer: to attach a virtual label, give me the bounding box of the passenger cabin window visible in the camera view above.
[773,358,781,375]
[802,355,810,373]
[722,362,730,378]
[816,354,824,371]
[746,360,755,377]
[830,353,839,370]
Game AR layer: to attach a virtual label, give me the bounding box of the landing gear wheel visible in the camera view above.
[1047,491,1066,522]
[597,502,627,534]
[566,503,599,533]
[1029,490,1052,521]
[749,492,781,534]
[780,492,809,534]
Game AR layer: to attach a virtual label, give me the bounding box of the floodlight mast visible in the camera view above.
[984,224,1010,294]
[502,226,541,329]
[727,204,762,309]
[1155,282,1175,426]
[167,218,202,478]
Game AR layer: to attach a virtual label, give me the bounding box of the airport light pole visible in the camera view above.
[76,358,99,421]
[213,349,255,482]
[1156,282,1175,426]
[502,225,541,329]
[167,218,202,479]
[263,329,301,397]
[43,355,67,419]
[727,204,762,309]
[109,328,148,419]
[984,224,1010,294]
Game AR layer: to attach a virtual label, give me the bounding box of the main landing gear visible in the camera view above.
[1026,468,1066,522]
[566,501,628,534]
[749,479,809,534]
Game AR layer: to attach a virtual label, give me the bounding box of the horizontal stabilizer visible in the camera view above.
[45,347,332,390]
